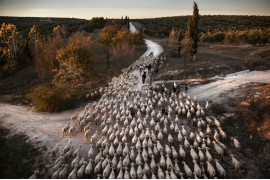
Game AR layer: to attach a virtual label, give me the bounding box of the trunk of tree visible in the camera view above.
[193,54,197,61]
[106,50,109,64]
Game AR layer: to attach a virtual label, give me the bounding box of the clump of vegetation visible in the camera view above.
[27,83,74,112]
[99,25,144,63]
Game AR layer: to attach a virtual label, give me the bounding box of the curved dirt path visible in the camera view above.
[0,22,163,177]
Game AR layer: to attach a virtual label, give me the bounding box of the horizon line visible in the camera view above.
[1,14,270,21]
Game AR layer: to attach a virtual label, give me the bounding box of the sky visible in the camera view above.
[0,0,270,19]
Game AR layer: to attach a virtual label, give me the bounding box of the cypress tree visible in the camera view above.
[185,2,199,60]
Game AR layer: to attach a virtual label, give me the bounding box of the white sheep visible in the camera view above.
[215,159,226,178]
[182,161,192,178]
[59,164,69,179]
[230,154,241,170]
[62,123,70,137]
[77,161,87,178]
[85,159,93,175]
[232,137,241,151]
[51,143,60,158]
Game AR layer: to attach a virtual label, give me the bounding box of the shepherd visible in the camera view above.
[142,71,146,84]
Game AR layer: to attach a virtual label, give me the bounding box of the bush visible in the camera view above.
[27,83,73,112]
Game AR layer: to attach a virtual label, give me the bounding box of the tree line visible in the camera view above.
[136,15,270,45]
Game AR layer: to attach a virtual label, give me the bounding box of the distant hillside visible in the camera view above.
[135,15,270,37]
[0,16,89,38]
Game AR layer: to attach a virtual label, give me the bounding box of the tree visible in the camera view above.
[28,25,40,59]
[0,23,23,76]
[53,25,66,38]
[99,25,119,64]
[34,27,66,76]
[168,28,177,57]
[177,29,183,57]
[56,45,93,77]
[185,2,199,60]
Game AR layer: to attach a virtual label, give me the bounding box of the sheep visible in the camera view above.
[215,159,226,178]
[52,166,63,179]
[91,130,98,143]
[64,140,72,153]
[85,159,93,175]
[71,113,79,123]
[182,161,192,178]
[193,160,202,177]
[103,161,111,179]
[79,155,86,166]
[123,153,130,167]
[68,164,78,179]
[88,144,94,159]
[59,164,69,179]
[165,170,171,179]
[117,157,123,171]
[171,146,178,159]
[218,127,227,139]
[51,143,60,158]
[160,152,166,168]
[230,154,241,170]
[150,155,156,171]
[157,163,165,179]
[206,161,216,178]
[85,129,92,141]
[29,170,39,179]
[64,146,73,161]
[94,160,102,175]
[73,144,82,157]
[179,144,186,159]
[102,156,109,170]
[62,123,70,137]
[69,124,76,138]
[190,145,199,161]
[77,161,87,178]
[143,158,150,174]
[130,162,136,179]
[95,150,102,164]
[71,155,80,168]
[137,161,143,179]
[198,147,205,162]
[53,156,64,172]
[216,140,227,150]
[232,137,241,151]
[124,167,130,179]
[205,147,213,162]
[212,141,224,156]
[166,154,173,170]
[109,143,115,156]
[117,167,124,179]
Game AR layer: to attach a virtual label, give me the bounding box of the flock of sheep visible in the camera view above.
[29,55,242,179]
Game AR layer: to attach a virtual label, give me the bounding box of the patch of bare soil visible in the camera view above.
[0,127,43,178]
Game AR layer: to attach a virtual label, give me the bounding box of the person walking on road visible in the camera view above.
[142,71,146,84]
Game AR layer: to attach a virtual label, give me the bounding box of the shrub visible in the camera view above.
[27,83,73,112]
